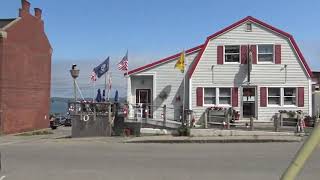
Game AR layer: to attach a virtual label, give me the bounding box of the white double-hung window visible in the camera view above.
[258,44,274,63]
[267,87,297,106]
[268,88,281,106]
[204,88,216,105]
[219,88,231,105]
[283,88,296,106]
[203,87,231,106]
[224,45,240,63]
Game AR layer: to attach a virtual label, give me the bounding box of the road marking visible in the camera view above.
[0,175,6,180]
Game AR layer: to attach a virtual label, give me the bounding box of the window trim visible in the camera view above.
[267,87,281,107]
[266,87,298,107]
[218,88,232,106]
[223,45,241,64]
[203,87,232,107]
[203,87,216,106]
[283,87,297,107]
[257,44,275,64]
[245,23,252,32]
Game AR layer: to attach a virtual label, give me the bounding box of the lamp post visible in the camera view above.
[70,64,80,102]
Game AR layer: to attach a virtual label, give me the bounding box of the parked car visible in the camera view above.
[49,115,59,129]
[64,115,72,126]
[56,115,66,126]
[56,114,72,127]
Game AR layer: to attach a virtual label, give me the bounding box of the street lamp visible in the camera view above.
[70,64,80,101]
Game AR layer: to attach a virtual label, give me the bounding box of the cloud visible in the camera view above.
[51,55,156,98]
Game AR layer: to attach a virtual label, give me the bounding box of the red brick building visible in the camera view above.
[0,0,52,134]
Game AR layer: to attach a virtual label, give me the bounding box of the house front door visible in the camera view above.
[136,89,152,118]
[242,87,256,118]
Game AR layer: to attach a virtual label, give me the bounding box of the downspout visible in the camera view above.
[309,79,312,116]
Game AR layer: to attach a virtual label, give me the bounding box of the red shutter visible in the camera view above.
[260,87,267,107]
[275,45,281,64]
[217,46,224,64]
[298,87,304,107]
[241,45,248,64]
[196,87,203,106]
[251,45,257,64]
[232,87,238,107]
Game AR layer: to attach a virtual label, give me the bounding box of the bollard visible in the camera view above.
[281,118,320,180]
[163,105,167,128]
[250,117,254,131]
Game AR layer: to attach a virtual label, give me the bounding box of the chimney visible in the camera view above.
[21,0,31,13]
[34,8,42,19]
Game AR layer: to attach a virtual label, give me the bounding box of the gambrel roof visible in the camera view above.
[188,16,313,78]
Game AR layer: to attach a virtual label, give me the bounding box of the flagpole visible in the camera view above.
[93,80,95,102]
[105,70,107,101]
[182,50,186,126]
[107,72,111,101]
[126,50,128,101]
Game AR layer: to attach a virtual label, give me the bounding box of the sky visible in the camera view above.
[1,0,320,98]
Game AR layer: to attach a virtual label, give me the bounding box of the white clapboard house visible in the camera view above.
[125,16,313,124]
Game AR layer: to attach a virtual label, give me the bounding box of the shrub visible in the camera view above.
[177,125,190,136]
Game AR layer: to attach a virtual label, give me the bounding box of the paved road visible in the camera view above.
[0,130,319,179]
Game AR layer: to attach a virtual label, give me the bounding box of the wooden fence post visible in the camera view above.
[274,116,279,132]
[204,110,208,129]
[226,108,231,129]
[250,117,254,131]
[107,103,112,137]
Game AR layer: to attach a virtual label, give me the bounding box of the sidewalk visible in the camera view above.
[124,135,303,143]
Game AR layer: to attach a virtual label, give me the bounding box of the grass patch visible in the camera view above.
[15,130,53,136]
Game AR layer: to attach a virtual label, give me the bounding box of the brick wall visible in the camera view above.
[0,5,52,134]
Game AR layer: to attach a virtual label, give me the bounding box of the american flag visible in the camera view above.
[118,51,128,71]
[90,71,97,82]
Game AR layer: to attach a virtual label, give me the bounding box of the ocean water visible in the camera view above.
[50,101,68,114]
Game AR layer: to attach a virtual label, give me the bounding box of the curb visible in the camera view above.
[124,136,303,144]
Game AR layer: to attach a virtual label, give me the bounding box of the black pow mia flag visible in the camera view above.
[93,57,110,78]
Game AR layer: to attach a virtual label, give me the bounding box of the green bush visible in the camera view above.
[177,125,190,136]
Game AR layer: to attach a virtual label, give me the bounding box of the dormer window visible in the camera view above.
[224,45,240,63]
[246,23,252,31]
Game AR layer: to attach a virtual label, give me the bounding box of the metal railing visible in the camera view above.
[129,103,183,122]
[68,102,115,116]
[126,103,189,129]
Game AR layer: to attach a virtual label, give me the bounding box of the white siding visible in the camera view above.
[129,51,199,120]
[192,22,310,122]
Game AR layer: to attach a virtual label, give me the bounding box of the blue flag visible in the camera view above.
[93,57,109,78]
[95,89,102,102]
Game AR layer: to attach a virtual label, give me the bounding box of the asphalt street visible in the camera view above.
[0,128,319,180]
